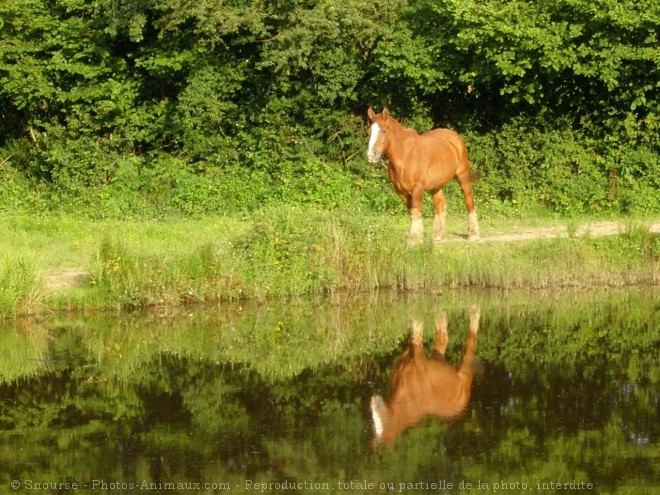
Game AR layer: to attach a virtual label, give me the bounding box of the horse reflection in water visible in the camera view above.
[371,307,480,448]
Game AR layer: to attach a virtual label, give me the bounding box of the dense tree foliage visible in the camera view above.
[0,0,658,216]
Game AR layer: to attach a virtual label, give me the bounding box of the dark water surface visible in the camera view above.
[1,289,658,494]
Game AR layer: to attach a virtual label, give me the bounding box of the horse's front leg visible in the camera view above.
[407,187,425,246]
[410,319,428,371]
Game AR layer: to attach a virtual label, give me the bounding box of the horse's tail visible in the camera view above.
[470,168,483,182]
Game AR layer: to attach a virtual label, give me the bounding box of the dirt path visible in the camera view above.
[43,220,659,290]
[470,220,660,243]
[44,268,88,290]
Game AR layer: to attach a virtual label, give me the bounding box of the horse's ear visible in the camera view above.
[367,107,376,121]
[382,107,389,120]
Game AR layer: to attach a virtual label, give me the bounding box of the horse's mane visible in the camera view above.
[388,116,419,137]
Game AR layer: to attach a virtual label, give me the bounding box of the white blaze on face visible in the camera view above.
[370,395,385,437]
[367,122,381,163]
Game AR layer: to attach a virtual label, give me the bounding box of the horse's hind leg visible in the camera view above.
[458,306,480,385]
[433,310,449,356]
[456,171,480,241]
[431,188,447,243]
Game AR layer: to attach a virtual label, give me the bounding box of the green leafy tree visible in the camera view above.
[0,0,658,215]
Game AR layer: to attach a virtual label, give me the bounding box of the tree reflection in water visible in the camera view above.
[0,289,657,492]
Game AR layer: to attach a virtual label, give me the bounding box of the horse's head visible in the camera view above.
[367,107,391,163]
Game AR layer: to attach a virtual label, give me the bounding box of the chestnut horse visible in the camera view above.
[367,107,480,244]
[370,306,480,448]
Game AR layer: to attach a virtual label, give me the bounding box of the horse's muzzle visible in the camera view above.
[367,151,382,163]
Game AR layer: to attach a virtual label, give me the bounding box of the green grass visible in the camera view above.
[0,207,658,316]
[0,252,44,318]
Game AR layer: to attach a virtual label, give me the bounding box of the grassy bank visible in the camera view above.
[1,207,658,316]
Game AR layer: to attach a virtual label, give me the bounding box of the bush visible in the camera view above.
[465,115,659,216]
[0,0,657,218]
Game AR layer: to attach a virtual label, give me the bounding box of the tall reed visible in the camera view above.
[0,254,42,319]
[85,207,657,309]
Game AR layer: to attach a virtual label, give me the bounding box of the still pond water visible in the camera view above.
[1,289,658,494]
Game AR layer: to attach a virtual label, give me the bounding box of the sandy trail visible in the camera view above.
[468,220,660,243]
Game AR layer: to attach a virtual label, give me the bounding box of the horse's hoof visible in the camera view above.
[469,305,481,334]
[411,320,424,345]
[469,304,481,318]
[436,310,448,332]
[467,234,480,242]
